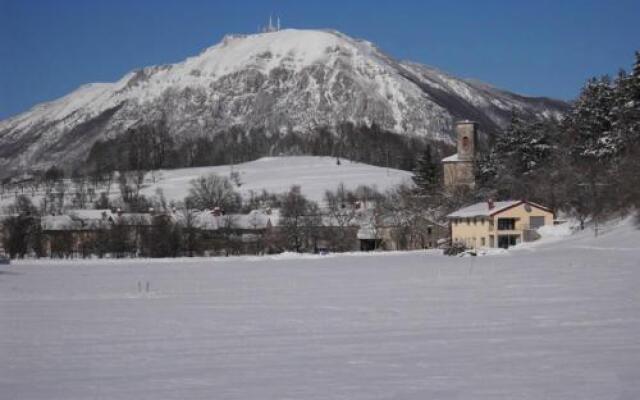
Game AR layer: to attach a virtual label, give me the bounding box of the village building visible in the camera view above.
[356,208,448,251]
[447,200,554,249]
[39,209,171,258]
[192,208,281,255]
[442,120,478,188]
[41,214,95,258]
[41,209,120,257]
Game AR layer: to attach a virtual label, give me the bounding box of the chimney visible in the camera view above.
[487,199,495,210]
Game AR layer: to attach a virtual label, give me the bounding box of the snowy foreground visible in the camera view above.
[1,221,640,399]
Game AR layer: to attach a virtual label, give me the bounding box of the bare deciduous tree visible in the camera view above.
[186,174,241,212]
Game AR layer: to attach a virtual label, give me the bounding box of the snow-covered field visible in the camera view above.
[1,219,640,399]
[142,156,412,204]
[0,156,412,210]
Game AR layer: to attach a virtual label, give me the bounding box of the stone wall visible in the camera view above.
[443,161,475,188]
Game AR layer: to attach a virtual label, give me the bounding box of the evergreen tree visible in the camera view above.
[495,113,554,176]
[475,150,499,187]
[565,76,618,161]
[412,145,439,192]
[613,52,640,146]
[482,112,557,201]
[563,76,620,222]
[611,51,640,210]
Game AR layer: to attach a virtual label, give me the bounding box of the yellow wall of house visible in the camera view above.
[494,204,553,232]
[451,203,553,248]
[450,217,492,248]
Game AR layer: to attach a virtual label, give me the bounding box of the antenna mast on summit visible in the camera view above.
[261,15,281,32]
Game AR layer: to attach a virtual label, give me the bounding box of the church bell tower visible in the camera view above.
[442,120,478,189]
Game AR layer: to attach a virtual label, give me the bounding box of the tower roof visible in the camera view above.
[441,153,466,162]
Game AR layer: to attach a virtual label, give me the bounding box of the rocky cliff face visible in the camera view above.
[0,29,567,174]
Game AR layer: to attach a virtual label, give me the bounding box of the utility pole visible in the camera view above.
[386,150,390,176]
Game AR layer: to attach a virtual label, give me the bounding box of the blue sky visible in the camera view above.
[1,0,639,119]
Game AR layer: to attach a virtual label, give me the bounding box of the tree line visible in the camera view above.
[473,51,640,227]
[84,121,453,175]
[2,170,443,259]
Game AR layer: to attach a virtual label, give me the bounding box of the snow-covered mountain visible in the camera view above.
[0,29,567,174]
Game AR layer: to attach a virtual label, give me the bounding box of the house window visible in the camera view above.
[530,216,545,229]
[497,218,516,230]
[427,227,432,235]
[481,237,486,246]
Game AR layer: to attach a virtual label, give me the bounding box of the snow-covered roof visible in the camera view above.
[41,215,77,231]
[194,209,280,231]
[233,209,280,229]
[67,209,115,221]
[320,213,362,227]
[441,153,461,162]
[42,211,118,231]
[447,200,522,218]
[357,223,377,240]
[41,210,158,230]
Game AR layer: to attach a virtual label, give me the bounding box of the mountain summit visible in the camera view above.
[0,29,567,174]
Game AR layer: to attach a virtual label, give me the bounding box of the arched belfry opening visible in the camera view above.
[462,136,470,150]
